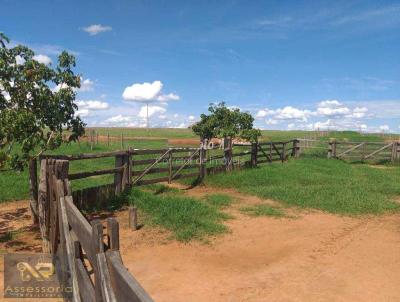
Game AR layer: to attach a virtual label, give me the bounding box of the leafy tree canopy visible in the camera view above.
[192,102,261,142]
[0,33,85,170]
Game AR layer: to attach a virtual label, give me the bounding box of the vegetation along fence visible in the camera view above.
[328,141,400,162]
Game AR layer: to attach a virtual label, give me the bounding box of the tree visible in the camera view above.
[0,33,85,171]
[192,102,261,142]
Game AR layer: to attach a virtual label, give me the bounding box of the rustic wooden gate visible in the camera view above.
[328,141,399,162]
[131,147,201,186]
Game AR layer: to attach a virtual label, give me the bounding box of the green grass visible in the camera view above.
[0,129,397,202]
[203,194,234,208]
[125,188,230,242]
[204,158,400,215]
[240,204,285,217]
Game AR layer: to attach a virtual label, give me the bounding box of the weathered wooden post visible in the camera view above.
[107,132,110,146]
[168,150,173,183]
[28,158,39,224]
[224,137,233,171]
[114,153,129,194]
[292,139,300,158]
[251,141,258,167]
[332,140,337,158]
[391,142,397,162]
[281,142,286,162]
[328,141,332,158]
[199,140,207,179]
[91,219,104,302]
[107,217,120,250]
[96,132,99,145]
[129,206,138,231]
[121,133,124,149]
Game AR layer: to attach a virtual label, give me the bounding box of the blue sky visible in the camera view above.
[2,0,400,132]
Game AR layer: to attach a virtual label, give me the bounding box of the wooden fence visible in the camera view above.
[28,140,299,217]
[39,159,154,302]
[328,141,400,162]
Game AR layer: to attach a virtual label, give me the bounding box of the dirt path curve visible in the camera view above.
[117,184,400,302]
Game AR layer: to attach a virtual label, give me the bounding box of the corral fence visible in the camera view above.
[328,141,400,162]
[25,139,300,301]
[37,159,153,301]
[28,139,300,221]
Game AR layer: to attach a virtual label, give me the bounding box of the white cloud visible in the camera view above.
[76,100,109,110]
[138,105,166,118]
[188,115,196,121]
[75,109,89,117]
[80,78,94,92]
[33,54,52,65]
[256,108,275,118]
[265,118,278,125]
[274,106,313,121]
[379,125,390,131]
[156,93,180,101]
[316,100,350,117]
[122,80,180,103]
[82,24,112,35]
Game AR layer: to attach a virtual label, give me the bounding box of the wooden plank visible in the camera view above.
[69,167,124,180]
[133,164,198,176]
[38,159,50,252]
[42,151,127,161]
[106,250,154,302]
[171,149,200,180]
[97,253,117,302]
[364,143,393,159]
[131,149,168,155]
[75,258,95,302]
[107,218,120,250]
[337,142,365,157]
[132,150,171,186]
[64,197,94,264]
[58,196,81,302]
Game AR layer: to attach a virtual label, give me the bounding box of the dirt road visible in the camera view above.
[117,185,400,302]
[1,189,399,301]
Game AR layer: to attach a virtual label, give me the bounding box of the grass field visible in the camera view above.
[0,128,398,204]
[203,158,400,215]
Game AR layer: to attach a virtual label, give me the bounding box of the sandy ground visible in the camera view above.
[116,185,400,302]
[0,188,399,301]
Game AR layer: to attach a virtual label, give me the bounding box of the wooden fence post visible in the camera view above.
[129,206,138,231]
[91,220,104,302]
[281,142,286,163]
[121,133,124,149]
[224,137,233,171]
[199,141,206,179]
[107,132,110,147]
[107,217,120,250]
[391,142,397,162]
[251,142,258,167]
[114,154,129,194]
[168,150,173,183]
[332,140,337,158]
[28,158,39,224]
[292,139,300,158]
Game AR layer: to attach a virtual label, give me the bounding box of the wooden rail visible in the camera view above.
[328,141,399,162]
[32,140,299,216]
[44,160,154,301]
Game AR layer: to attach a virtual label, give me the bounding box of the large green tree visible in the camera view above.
[192,102,261,143]
[0,33,85,170]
